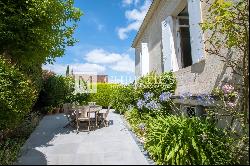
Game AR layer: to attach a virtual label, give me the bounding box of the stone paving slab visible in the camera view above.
[16,110,149,165]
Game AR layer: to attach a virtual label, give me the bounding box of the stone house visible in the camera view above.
[70,69,108,83]
[132,0,234,118]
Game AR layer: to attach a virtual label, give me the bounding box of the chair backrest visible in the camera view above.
[63,103,76,121]
[76,106,90,119]
[104,105,111,119]
[82,106,90,118]
[63,103,70,114]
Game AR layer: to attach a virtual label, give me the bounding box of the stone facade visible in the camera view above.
[97,75,108,83]
[71,74,108,83]
[132,0,233,96]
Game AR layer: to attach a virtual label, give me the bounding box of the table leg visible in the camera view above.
[95,112,98,127]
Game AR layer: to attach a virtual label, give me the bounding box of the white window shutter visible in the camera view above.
[188,0,205,64]
[141,43,149,76]
[161,16,179,72]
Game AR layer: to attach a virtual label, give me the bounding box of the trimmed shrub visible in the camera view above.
[67,92,89,105]
[0,56,37,131]
[134,71,176,115]
[111,84,135,114]
[134,71,176,101]
[145,115,235,165]
[87,83,117,108]
[35,72,75,114]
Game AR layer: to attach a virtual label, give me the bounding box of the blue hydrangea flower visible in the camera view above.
[159,92,172,102]
[145,100,161,110]
[137,99,145,109]
[197,95,204,102]
[183,92,193,98]
[179,95,185,102]
[144,92,154,101]
[197,94,214,105]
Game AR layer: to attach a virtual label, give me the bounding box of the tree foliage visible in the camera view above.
[0,56,37,130]
[201,0,249,163]
[35,71,75,114]
[0,0,82,68]
[111,84,135,114]
[201,0,249,125]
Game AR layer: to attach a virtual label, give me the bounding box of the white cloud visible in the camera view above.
[85,49,123,64]
[84,49,135,73]
[122,0,133,6]
[118,21,141,40]
[118,0,151,40]
[43,48,135,75]
[110,55,135,73]
[122,0,140,6]
[42,63,106,75]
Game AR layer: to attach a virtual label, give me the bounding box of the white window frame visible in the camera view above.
[161,16,179,72]
[187,0,205,64]
[141,43,150,76]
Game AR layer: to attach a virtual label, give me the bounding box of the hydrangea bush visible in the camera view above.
[134,71,176,115]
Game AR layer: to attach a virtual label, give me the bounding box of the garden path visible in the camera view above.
[16,110,149,165]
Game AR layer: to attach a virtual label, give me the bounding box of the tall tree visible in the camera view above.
[66,65,70,76]
[0,0,83,69]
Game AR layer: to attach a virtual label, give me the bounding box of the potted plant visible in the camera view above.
[59,105,64,113]
[46,106,54,115]
[54,107,60,114]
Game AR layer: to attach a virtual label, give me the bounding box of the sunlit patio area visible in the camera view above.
[16,110,150,165]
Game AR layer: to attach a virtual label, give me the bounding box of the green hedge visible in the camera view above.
[0,56,37,131]
[111,84,135,114]
[87,83,118,108]
[35,72,75,114]
[135,71,176,101]
[134,71,177,115]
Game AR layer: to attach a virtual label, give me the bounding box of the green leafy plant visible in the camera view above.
[145,115,235,165]
[0,56,37,131]
[124,108,150,139]
[68,92,89,105]
[135,71,176,101]
[87,83,118,108]
[0,0,83,68]
[35,73,74,114]
[134,71,176,115]
[111,84,135,114]
[0,112,42,165]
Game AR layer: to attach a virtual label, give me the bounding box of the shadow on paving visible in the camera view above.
[16,111,149,165]
[16,114,74,165]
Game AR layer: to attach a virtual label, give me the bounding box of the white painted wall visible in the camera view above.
[141,43,150,75]
[188,0,205,64]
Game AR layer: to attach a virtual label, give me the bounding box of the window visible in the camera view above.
[186,106,196,118]
[176,6,192,68]
[182,105,206,118]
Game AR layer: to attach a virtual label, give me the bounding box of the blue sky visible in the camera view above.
[43,0,151,83]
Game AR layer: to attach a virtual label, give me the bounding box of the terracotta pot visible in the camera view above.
[47,111,53,115]
[59,107,64,113]
[54,108,60,114]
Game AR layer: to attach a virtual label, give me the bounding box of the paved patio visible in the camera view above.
[16,110,149,165]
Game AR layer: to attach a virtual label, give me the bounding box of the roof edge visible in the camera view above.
[131,0,161,48]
